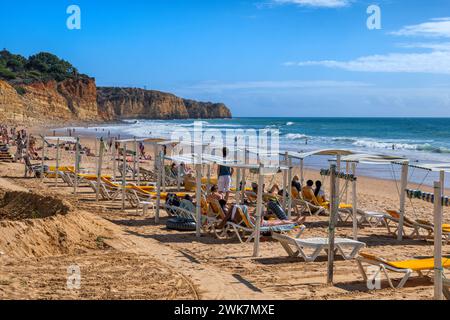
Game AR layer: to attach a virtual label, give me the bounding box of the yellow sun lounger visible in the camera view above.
[357,252,450,289]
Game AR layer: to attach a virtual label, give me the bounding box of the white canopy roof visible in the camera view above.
[116,137,168,144]
[341,153,409,164]
[159,140,209,147]
[44,136,78,143]
[285,149,359,160]
[408,162,450,173]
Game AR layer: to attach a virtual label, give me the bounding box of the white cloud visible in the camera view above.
[391,17,450,38]
[285,16,450,75]
[286,46,450,74]
[272,0,351,8]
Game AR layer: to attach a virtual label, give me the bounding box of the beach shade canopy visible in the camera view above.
[44,136,78,143]
[115,137,168,144]
[285,149,359,160]
[408,162,450,173]
[164,153,224,165]
[341,152,410,241]
[158,140,210,147]
[212,161,290,257]
[341,153,409,165]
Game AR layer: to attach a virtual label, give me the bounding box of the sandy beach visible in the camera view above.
[0,128,449,301]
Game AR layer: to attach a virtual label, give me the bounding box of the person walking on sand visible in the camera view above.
[217,147,233,202]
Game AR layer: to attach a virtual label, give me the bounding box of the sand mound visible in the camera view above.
[0,190,70,220]
[0,190,116,258]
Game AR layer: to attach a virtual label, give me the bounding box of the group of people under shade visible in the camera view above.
[166,147,329,229]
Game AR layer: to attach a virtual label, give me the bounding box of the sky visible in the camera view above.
[0,0,450,117]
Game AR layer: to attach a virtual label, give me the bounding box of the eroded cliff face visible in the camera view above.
[97,87,232,120]
[0,78,98,123]
[0,80,231,124]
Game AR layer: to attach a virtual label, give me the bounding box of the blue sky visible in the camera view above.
[0,0,449,117]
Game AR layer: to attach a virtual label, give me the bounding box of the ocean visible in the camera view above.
[60,117,450,188]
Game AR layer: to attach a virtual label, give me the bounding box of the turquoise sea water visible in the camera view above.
[61,117,450,188]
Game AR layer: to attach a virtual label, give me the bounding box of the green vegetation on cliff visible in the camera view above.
[0,50,87,84]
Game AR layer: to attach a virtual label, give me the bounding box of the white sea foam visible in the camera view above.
[285,133,308,140]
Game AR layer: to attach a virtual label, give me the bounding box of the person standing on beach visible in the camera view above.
[217,147,233,202]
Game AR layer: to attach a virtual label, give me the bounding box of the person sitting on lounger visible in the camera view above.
[207,185,223,202]
[251,182,280,196]
[292,175,301,192]
[246,182,280,203]
[180,162,193,176]
[170,163,178,176]
[314,180,327,205]
[302,180,321,206]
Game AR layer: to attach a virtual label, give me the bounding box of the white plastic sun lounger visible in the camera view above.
[357,211,389,227]
[272,233,366,262]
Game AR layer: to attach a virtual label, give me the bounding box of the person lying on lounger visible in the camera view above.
[247,182,280,201]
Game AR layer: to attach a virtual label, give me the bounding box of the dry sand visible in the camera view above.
[0,130,448,300]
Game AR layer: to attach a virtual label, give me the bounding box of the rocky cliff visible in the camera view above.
[0,50,231,123]
[0,78,98,123]
[97,87,232,120]
[0,80,231,124]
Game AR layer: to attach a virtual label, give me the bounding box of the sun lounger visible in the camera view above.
[357,210,389,227]
[384,210,449,241]
[225,206,305,243]
[272,233,365,262]
[357,252,450,289]
[290,188,326,216]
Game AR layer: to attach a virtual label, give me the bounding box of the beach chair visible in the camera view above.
[88,178,124,201]
[225,206,305,244]
[357,210,389,228]
[444,277,450,300]
[384,210,450,241]
[140,167,157,181]
[205,198,234,238]
[272,233,365,262]
[357,252,450,289]
[164,165,179,186]
[289,187,326,216]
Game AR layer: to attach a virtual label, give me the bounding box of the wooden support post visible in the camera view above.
[282,152,288,212]
[327,164,338,285]
[41,137,45,181]
[195,162,202,238]
[177,164,182,192]
[24,134,30,177]
[398,161,409,241]
[74,137,80,195]
[111,138,116,181]
[352,163,358,240]
[235,167,241,204]
[121,142,127,211]
[253,164,264,257]
[55,138,60,188]
[206,164,211,196]
[434,181,443,300]
[345,162,350,204]
[133,137,137,182]
[155,151,163,224]
[96,138,104,202]
[300,158,305,187]
[287,157,293,219]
